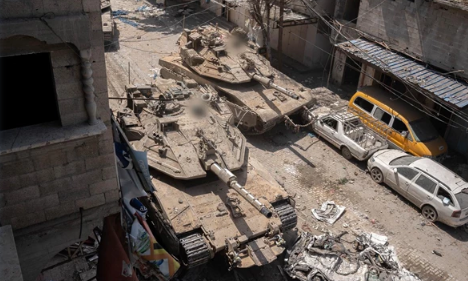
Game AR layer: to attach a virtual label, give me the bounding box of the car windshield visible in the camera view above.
[389,155,419,166]
[455,189,468,209]
[409,118,439,142]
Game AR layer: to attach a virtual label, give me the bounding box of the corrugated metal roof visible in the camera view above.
[337,39,468,109]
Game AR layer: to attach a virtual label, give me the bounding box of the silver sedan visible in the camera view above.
[367,149,468,229]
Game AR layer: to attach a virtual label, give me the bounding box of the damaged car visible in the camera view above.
[284,231,421,281]
[303,106,388,161]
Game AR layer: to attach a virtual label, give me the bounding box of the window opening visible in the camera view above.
[342,0,361,24]
[437,187,454,206]
[415,174,437,194]
[373,107,392,124]
[0,52,59,131]
[354,97,374,113]
[396,167,418,180]
[323,117,338,131]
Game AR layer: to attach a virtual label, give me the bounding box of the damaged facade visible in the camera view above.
[331,0,468,158]
[0,1,119,280]
[201,0,334,69]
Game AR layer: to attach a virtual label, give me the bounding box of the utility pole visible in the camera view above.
[278,0,284,70]
[128,62,131,84]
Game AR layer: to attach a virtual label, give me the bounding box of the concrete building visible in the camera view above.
[0,1,119,280]
[330,0,468,158]
[201,0,334,69]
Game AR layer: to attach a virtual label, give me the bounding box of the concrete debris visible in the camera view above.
[284,231,421,281]
[311,201,346,224]
[432,250,443,257]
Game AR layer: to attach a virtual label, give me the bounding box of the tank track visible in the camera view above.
[180,233,211,268]
[275,203,297,232]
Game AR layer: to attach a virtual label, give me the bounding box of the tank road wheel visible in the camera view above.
[341,146,353,160]
[275,203,297,232]
[370,167,383,184]
[180,233,211,269]
[421,205,438,222]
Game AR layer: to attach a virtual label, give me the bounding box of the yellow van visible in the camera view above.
[348,87,447,160]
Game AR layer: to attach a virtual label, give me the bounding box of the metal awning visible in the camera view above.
[337,39,468,109]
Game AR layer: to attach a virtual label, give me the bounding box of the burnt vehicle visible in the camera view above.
[116,78,297,270]
[284,231,421,281]
[159,25,316,134]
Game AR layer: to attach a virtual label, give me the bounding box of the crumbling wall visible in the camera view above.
[356,0,468,79]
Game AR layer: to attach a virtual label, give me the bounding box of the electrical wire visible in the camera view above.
[190,2,467,128]
[109,0,468,128]
[300,0,468,128]
[339,0,390,26]
[275,22,467,128]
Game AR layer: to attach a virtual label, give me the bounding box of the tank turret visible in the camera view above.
[115,78,297,270]
[159,25,316,134]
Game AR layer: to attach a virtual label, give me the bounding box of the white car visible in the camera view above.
[303,106,387,161]
[367,149,468,229]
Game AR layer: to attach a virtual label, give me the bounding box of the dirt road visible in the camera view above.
[104,1,468,280]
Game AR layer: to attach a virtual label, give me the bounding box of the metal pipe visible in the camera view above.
[210,163,272,218]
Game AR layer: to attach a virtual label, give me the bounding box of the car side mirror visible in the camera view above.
[443,197,450,205]
[393,168,398,174]
[401,131,408,138]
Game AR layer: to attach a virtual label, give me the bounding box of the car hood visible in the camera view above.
[309,106,332,119]
[374,149,408,165]
[423,136,448,157]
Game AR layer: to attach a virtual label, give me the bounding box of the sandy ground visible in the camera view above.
[103,1,468,280]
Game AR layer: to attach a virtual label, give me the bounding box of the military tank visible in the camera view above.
[159,25,316,134]
[116,78,297,270]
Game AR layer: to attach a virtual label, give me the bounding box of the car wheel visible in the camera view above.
[421,205,437,222]
[370,167,383,184]
[462,224,468,234]
[341,146,353,160]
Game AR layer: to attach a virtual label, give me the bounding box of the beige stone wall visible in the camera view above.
[0,129,118,229]
[356,0,468,79]
[0,1,118,279]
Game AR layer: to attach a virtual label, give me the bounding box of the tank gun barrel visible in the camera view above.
[210,163,273,218]
[251,74,299,100]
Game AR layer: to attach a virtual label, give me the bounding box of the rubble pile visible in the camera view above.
[284,231,421,281]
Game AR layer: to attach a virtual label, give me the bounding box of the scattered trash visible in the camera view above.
[148,68,160,80]
[311,201,345,224]
[136,5,148,12]
[342,223,348,228]
[360,232,388,246]
[118,18,139,27]
[308,132,315,138]
[337,177,348,185]
[284,232,421,281]
[432,250,442,257]
[112,10,129,16]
